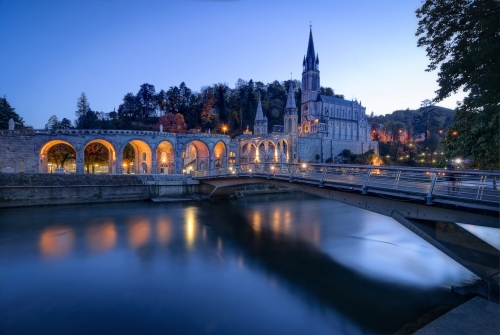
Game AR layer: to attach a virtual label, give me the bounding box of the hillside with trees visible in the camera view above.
[368,101,455,167]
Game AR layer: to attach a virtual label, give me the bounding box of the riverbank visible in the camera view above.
[0,173,293,208]
[0,173,201,208]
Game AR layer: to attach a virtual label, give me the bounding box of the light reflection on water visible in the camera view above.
[0,193,476,335]
[39,226,75,258]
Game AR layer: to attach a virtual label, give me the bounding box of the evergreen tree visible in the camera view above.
[0,96,25,129]
[76,93,90,118]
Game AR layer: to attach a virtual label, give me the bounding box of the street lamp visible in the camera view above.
[222,125,228,135]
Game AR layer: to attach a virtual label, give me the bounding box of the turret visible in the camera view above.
[253,95,268,136]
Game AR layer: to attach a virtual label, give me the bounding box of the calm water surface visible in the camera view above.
[0,193,473,335]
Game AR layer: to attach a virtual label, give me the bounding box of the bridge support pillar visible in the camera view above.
[116,153,123,175]
[152,159,157,174]
[76,147,84,174]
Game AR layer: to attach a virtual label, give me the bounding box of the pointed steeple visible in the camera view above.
[306,27,315,62]
[255,95,264,121]
[286,81,296,110]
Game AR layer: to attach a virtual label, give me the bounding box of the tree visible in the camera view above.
[45,115,59,130]
[123,143,135,174]
[59,118,72,129]
[136,83,157,118]
[416,0,500,168]
[443,105,499,169]
[158,112,187,133]
[416,0,500,109]
[84,143,108,174]
[76,110,99,129]
[201,90,217,129]
[413,100,443,150]
[0,96,25,129]
[48,144,75,168]
[76,93,90,118]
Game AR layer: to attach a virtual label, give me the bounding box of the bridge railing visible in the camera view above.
[192,163,500,211]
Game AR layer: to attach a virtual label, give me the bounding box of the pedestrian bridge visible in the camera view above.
[194,163,500,285]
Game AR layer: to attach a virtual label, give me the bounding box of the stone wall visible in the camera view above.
[0,131,37,173]
[0,173,200,208]
[297,137,379,162]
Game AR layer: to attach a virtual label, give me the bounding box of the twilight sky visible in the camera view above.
[0,0,465,128]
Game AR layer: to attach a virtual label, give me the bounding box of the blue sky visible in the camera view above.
[0,0,465,128]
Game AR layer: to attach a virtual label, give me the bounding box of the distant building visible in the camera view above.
[233,27,378,163]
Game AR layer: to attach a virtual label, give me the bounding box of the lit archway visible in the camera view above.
[39,140,76,173]
[240,142,257,164]
[122,140,152,174]
[84,139,116,174]
[213,141,227,168]
[183,140,209,172]
[156,141,175,174]
[277,138,288,162]
[257,140,276,163]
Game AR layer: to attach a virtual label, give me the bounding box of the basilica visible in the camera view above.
[233,28,378,163]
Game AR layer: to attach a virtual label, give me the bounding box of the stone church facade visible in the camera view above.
[234,28,378,163]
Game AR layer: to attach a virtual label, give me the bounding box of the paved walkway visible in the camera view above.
[413,296,499,335]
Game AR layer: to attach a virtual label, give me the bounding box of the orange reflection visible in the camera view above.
[272,209,281,234]
[127,219,151,248]
[185,207,197,249]
[156,218,173,245]
[39,226,75,258]
[85,222,116,252]
[252,211,261,233]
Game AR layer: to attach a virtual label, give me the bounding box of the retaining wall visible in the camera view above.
[0,173,200,208]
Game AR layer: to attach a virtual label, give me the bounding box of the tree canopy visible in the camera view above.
[0,96,25,129]
[416,0,500,169]
[416,0,500,108]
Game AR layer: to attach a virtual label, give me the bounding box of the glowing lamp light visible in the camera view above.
[301,163,307,169]
[455,158,462,164]
[270,166,274,170]
[452,131,458,135]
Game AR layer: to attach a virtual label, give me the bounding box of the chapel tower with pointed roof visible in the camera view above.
[301,27,320,126]
[253,95,268,136]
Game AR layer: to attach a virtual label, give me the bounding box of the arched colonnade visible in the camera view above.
[239,138,288,163]
[37,134,230,175]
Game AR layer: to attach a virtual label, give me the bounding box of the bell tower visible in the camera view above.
[284,81,298,162]
[301,27,320,122]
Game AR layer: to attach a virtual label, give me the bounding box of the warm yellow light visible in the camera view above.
[302,163,307,168]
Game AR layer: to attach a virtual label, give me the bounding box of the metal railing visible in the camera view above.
[192,163,500,211]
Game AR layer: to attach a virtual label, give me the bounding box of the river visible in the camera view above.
[0,193,474,334]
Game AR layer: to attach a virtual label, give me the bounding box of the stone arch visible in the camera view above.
[122,140,152,174]
[156,140,175,174]
[183,140,209,171]
[240,142,258,163]
[277,138,288,162]
[39,140,77,173]
[84,139,117,174]
[213,141,227,168]
[257,140,277,162]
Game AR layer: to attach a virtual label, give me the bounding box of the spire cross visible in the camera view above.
[309,21,312,29]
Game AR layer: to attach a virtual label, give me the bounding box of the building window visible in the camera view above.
[336,122,339,128]
[348,123,351,130]
[142,152,146,161]
[341,123,344,129]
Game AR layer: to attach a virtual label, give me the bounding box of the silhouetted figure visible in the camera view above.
[447,164,459,195]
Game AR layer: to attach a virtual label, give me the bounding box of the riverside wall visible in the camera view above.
[0,174,201,208]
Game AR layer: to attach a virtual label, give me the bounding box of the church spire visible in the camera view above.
[255,95,264,121]
[306,27,315,62]
[286,81,296,110]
